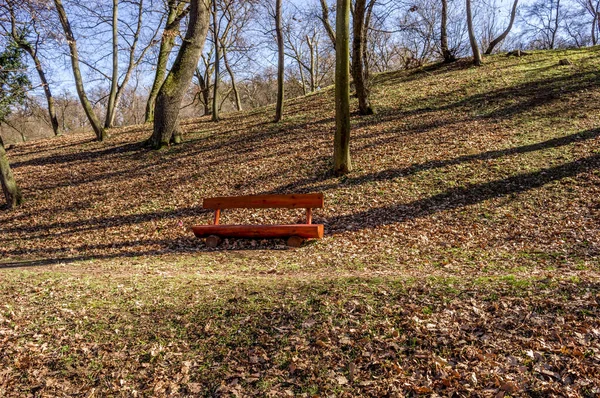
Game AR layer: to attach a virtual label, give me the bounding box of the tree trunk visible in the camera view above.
[334,0,352,175]
[221,43,242,111]
[145,1,187,123]
[0,137,22,209]
[149,0,211,148]
[466,0,482,66]
[485,0,519,54]
[274,0,284,122]
[592,11,597,46]
[54,0,106,140]
[550,0,561,49]
[352,0,374,115]
[105,0,119,128]
[8,5,61,136]
[440,0,456,62]
[211,0,220,122]
[319,0,336,49]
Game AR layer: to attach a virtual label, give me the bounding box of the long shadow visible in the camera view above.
[326,153,600,233]
[1,205,209,237]
[11,141,150,169]
[267,128,600,195]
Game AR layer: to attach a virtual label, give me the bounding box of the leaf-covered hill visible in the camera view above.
[0,48,599,396]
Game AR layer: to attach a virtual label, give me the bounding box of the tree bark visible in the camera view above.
[334,0,351,175]
[440,0,456,62]
[145,1,188,123]
[0,136,22,209]
[149,0,211,148]
[105,0,119,128]
[352,0,374,115]
[466,0,482,66]
[274,0,284,122]
[53,0,106,140]
[485,0,519,54]
[211,0,220,122]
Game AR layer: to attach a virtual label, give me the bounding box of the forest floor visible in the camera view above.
[1,48,599,397]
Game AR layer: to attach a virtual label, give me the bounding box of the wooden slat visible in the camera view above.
[192,224,324,239]
[203,193,324,210]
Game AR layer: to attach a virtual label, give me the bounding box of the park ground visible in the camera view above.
[1,48,599,396]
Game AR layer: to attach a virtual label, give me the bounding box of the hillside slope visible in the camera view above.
[0,48,599,396]
[2,48,599,270]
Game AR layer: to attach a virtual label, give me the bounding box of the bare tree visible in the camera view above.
[211,0,221,121]
[522,0,564,49]
[466,0,482,65]
[318,0,336,49]
[149,0,211,148]
[274,0,284,122]
[485,0,519,54]
[352,0,375,115]
[3,1,61,136]
[440,0,456,62]
[53,0,106,141]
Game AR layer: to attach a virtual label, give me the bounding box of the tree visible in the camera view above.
[149,0,211,148]
[211,0,221,121]
[352,0,375,115]
[485,0,519,54]
[466,0,482,66]
[104,0,155,128]
[522,0,564,49]
[145,0,189,123]
[0,42,29,209]
[53,0,106,141]
[274,0,284,122]
[440,0,456,62]
[4,0,61,136]
[333,0,351,175]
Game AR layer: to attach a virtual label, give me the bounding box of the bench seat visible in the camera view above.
[192,224,324,239]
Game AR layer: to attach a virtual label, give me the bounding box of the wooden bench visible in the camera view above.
[192,193,324,247]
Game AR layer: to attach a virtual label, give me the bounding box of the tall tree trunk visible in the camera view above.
[466,0,482,66]
[334,0,351,175]
[592,11,597,46]
[352,0,374,115]
[105,0,119,128]
[145,1,188,123]
[440,0,456,62]
[274,0,284,122]
[0,137,22,209]
[363,0,375,81]
[550,0,561,49]
[485,0,519,54]
[211,0,220,122]
[149,0,211,148]
[319,0,336,49]
[53,0,106,140]
[221,43,242,111]
[8,4,61,136]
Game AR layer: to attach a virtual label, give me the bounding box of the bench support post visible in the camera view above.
[214,209,221,225]
[305,208,312,224]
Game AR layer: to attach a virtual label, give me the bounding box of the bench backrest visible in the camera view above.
[203,193,324,210]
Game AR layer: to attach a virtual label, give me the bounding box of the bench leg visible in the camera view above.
[205,235,222,248]
[287,235,305,248]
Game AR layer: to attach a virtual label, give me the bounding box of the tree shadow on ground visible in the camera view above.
[267,128,600,195]
[2,133,597,263]
[325,153,599,233]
